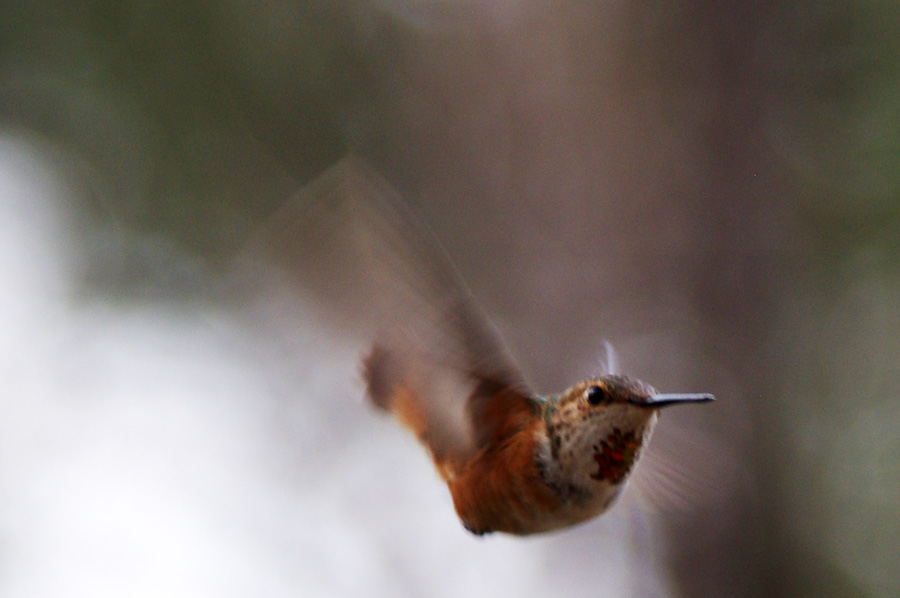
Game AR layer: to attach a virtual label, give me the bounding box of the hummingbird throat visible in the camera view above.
[590,428,641,484]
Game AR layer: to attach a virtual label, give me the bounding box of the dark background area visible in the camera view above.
[2,1,899,596]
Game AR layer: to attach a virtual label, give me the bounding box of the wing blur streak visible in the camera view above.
[242,156,535,474]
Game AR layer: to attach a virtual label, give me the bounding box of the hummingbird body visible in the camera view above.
[446,389,656,535]
[364,344,706,535]
[255,155,714,536]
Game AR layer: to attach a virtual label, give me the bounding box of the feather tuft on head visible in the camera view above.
[599,341,619,375]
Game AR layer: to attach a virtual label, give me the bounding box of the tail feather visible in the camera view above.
[362,344,432,452]
[361,343,396,412]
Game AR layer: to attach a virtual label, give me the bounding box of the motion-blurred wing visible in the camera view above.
[245,156,535,473]
[627,414,747,515]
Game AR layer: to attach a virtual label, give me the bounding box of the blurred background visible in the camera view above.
[2,1,899,596]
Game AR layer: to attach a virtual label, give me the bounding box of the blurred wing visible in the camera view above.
[242,156,535,473]
[627,416,748,514]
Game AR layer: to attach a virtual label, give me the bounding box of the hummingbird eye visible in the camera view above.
[586,385,608,406]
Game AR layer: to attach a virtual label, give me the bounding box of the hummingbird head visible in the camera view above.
[539,375,713,516]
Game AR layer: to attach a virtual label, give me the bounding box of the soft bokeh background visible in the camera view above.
[2,1,899,596]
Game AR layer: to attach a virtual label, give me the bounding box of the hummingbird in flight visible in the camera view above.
[254,156,715,536]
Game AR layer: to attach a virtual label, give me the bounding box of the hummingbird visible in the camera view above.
[253,155,715,536]
[363,347,712,535]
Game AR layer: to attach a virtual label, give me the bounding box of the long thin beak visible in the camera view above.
[628,393,715,408]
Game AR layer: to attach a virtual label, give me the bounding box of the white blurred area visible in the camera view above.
[0,136,678,596]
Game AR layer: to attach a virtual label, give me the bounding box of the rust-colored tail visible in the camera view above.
[362,344,434,459]
[361,343,397,412]
[362,340,538,486]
